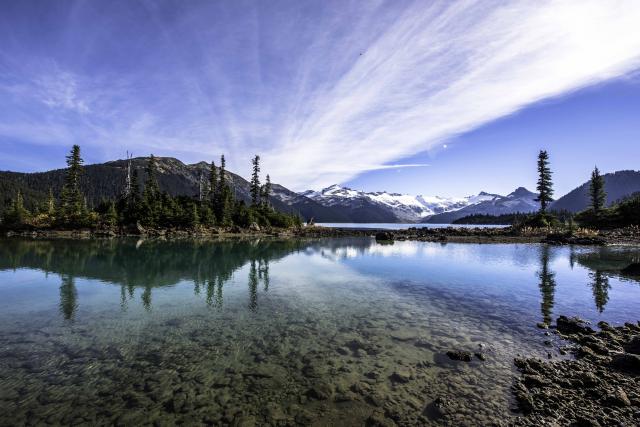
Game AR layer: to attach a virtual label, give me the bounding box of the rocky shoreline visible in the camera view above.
[512,316,640,426]
[294,225,640,246]
[3,224,640,246]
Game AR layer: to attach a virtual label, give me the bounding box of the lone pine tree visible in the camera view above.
[250,155,261,206]
[589,166,606,215]
[534,150,554,213]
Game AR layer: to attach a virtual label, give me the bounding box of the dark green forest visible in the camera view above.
[1,146,301,230]
[452,212,531,225]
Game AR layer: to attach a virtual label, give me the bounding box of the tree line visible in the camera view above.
[1,146,302,230]
[527,150,639,228]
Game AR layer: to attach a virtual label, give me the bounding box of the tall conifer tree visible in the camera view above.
[250,155,261,206]
[589,166,606,215]
[60,145,86,223]
[534,150,554,213]
[143,155,160,200]
[209,161,218,203]
[214,155,232,224]
[261,174,271,207]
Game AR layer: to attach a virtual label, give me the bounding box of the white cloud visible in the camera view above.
[1,0,640,188]
[264,0,640,189]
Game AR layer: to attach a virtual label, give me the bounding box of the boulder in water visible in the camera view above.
[556,316,594,335]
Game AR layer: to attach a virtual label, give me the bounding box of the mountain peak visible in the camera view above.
[508,187,535,197]
[321,184,344,193]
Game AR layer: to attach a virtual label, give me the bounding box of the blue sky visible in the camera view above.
[1,0,639,197]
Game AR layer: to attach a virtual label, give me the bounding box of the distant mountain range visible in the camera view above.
[1,158,639,224]
[422,187,539,223]
[301,184,496,223]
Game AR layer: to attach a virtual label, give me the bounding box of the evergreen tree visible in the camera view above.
[143,155,160,199]
[250,155,261,206]
[142,155,161,226]
[261,174,272,207]
[209,160,218,204]
[214,155,232,225]
[589,166,606,214]
[60,145,86,224]
[46,187,56,216]
[104,201,118,227]
[4,190,30,225]
[189,203,200,228]
[534,150,554,213]
[131,168,141,200]
[219,155,226,189]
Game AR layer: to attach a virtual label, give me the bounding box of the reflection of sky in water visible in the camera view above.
[319,241,640,324]
[0,239,639,327]
[1,238,640,425]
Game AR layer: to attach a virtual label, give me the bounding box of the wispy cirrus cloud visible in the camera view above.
[1,0,639,188]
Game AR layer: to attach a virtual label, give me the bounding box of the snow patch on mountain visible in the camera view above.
[300,184,496,222]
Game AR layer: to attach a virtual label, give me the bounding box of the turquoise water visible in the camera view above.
[0,237,638,425]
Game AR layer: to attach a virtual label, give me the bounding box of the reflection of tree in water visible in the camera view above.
[248,260,258,311]
[120,285,128,311]
[28,238,290,315]
[59,275,78,321]
[589,270,611,313]
[569,246,576,270]
[538,246,556,325]
[141,286,152,311]
[205,277,225,309]
[0,238,372,317]
[258,259,270,292]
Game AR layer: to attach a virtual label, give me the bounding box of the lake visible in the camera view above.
[316,223,507,230]
[1,237,639,425]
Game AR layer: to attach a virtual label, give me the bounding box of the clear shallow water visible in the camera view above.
[0,238,639,426]
[316,223,507,230]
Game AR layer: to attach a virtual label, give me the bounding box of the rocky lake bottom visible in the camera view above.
[0,237,639,426]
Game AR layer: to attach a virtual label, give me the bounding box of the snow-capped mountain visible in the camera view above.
[423,187,540,223]
[299,184,498,223]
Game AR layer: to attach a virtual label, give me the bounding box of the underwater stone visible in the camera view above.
[446,350,472,362]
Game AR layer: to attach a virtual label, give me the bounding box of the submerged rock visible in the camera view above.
[306,382,334,400]
[389,369,412,383]
[423,396,454,420]
[446,350,472,362]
